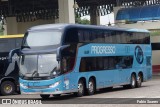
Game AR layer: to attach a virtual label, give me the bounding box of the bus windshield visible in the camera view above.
[20,54,61,78]
[23,30,62,48]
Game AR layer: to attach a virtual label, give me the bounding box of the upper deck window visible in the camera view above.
[23,30,62,47]
[64,27,150,44]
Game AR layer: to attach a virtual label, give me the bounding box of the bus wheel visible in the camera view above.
[76,80,85,97]
[136,74,142,88]
[130,74,136,88]
[40,94,50,99]
[0,81,15,96]
[88,78,96,95]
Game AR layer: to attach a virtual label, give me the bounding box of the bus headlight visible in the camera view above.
[20,83,28,89]
[49,81,60,88]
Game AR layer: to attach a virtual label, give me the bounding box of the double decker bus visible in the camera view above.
[0,34,23,95]
[9,24,152,99]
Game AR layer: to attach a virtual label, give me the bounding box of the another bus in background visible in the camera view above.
[0,34,23,95]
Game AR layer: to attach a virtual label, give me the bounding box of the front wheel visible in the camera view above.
[87,78,96,95]
[40,94,50,99]
[75,80,85,97]
[123,74,136,89]
[0,81,15,96]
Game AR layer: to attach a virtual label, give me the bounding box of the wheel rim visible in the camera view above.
[89,81,94,93]
[78,82,83,94]
[4,84,12,94]
[132,76,136,86]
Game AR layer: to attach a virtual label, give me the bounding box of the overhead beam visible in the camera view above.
[1,0,160,22]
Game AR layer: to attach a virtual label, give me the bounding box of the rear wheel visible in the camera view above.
[0,81,15,96]
[40,94,50,99]
[130,74,136,88]
[136,73,142,88]
[87,78,96,95]
[75,80,85,97]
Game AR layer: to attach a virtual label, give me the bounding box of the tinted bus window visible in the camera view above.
[129,32,150,44]
[78,30,84,42]
[104,31,112,43]
[116,31,122,43]
[67,29,150,44]
[79,56,133,72]
[91,31,98,42]
[97,31,105,43]
[0,39,16,52]
[65,28,78,44]
[111,31,117,43]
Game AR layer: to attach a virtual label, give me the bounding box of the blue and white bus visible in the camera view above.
[9,24,152,99]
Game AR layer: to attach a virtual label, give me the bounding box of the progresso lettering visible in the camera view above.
[91,46,116,54]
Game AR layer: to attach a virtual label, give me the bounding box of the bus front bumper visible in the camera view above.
[19,78,78,95]
[21,89,78,95]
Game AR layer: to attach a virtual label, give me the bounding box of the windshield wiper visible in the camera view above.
[50,67,61,76]
[32,71,39,77]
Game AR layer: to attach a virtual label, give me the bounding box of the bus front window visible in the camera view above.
[20,54,61,78]
[23,30,62,48]
[20,30,63,79]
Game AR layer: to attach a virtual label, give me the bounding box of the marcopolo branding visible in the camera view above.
[91,46,116,54]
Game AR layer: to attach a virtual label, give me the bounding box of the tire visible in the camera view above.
[130,74,136,88]
[87,78,96,95]
[0,81,15,96]
[75,80,85,97]
[40,94,50,99]
[123,74,136,89]
[136,74,142,88]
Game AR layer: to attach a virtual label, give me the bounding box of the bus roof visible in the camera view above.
[28,24,149,33]
[0,34,24,39]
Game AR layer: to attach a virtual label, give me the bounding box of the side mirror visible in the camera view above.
[56,45,70,61]
[8,48,20,63]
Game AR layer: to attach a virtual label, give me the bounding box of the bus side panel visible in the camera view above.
[132,44,152,81]
[76,43,152,90]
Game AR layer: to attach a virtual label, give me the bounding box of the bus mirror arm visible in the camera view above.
[8,48,20,63]
[56,45,70,61]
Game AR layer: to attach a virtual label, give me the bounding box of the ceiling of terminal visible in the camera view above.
[0,0,160,22]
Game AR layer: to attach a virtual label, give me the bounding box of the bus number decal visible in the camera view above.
[91,46,116,54]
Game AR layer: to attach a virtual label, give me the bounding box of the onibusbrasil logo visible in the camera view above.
[135,46,144,64]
